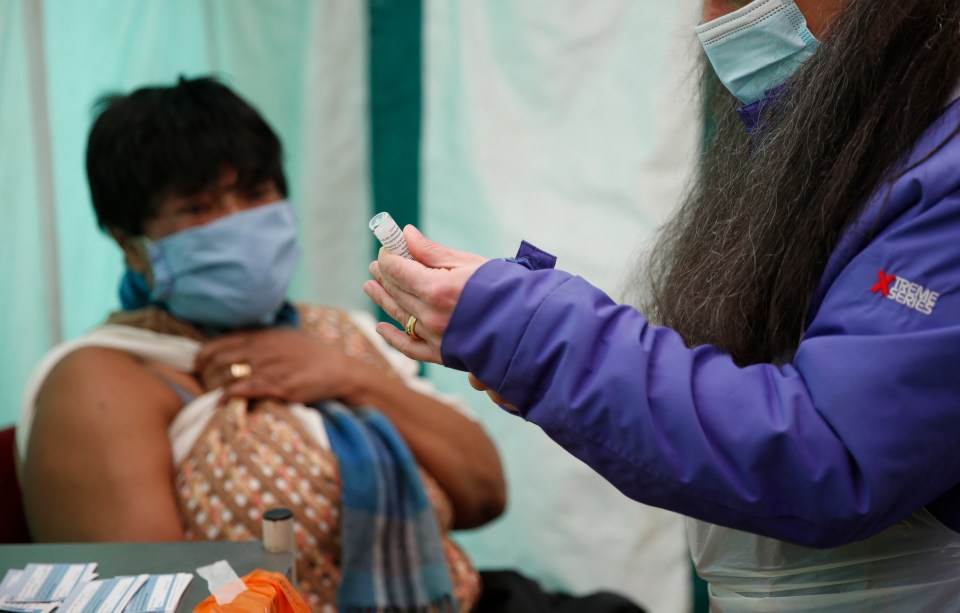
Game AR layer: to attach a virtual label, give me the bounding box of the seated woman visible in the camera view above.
[17,76,506,612]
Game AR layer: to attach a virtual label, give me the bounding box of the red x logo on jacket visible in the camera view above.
[871,270,896,297]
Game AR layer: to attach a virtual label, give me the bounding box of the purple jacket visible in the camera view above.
[442,98,960,549]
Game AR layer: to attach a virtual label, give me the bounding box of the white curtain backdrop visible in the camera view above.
[422,2,701,611]
[2,1,703,610]
[296,0,372,311]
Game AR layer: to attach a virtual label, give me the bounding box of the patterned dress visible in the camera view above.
[117,305,481,612]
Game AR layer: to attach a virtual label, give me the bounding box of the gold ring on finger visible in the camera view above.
[405,314,421,341]
[229,362,253,379]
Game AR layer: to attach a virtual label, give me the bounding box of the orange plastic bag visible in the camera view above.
[194,569,310,613]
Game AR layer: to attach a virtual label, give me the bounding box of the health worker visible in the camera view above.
[365,0,960,610]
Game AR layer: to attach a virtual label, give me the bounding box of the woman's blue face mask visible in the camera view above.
[120,200,301,329]
[697,0,820,104]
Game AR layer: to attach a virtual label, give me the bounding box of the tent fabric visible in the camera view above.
[421,4,698,610]
[0,2,699,610]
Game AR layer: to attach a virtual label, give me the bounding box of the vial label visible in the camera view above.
[369,212,415,260]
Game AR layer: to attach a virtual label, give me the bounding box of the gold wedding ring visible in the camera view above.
[229,362,253,379]
[405,314,421,341]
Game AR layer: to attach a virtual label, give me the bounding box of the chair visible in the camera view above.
[0,426,32,543]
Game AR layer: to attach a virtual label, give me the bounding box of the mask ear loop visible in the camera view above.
[127,235,157,288]
[110,226,157,289]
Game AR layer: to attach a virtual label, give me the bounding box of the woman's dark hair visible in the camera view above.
[643,0,960,366]
[86,76,287,236]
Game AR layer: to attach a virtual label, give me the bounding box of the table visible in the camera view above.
[0,540,295,611]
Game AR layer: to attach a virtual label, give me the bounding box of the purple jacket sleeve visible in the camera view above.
[441,190,960,548]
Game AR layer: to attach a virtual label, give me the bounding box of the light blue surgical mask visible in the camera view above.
[122,200,301,328]
[696,0,820,105]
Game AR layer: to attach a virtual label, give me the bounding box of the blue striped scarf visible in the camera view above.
[318,403,457,613]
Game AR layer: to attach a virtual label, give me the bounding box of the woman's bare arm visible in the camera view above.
[22,346,185,542]
[345,367,507,529]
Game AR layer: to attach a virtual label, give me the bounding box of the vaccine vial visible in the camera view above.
[369,212,415,260]
[262,507,295,553]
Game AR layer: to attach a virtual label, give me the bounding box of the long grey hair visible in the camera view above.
[643,0,960,365]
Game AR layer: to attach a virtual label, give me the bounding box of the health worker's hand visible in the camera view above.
[363,225,487,364]
[195,327,366,405]
[468,373,519,414]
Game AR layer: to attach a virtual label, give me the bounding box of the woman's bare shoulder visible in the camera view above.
[34,345,185,425]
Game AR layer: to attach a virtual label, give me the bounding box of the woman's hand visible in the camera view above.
[363,225,487,364]
[198,321,508,527]
[195,328,365,405]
